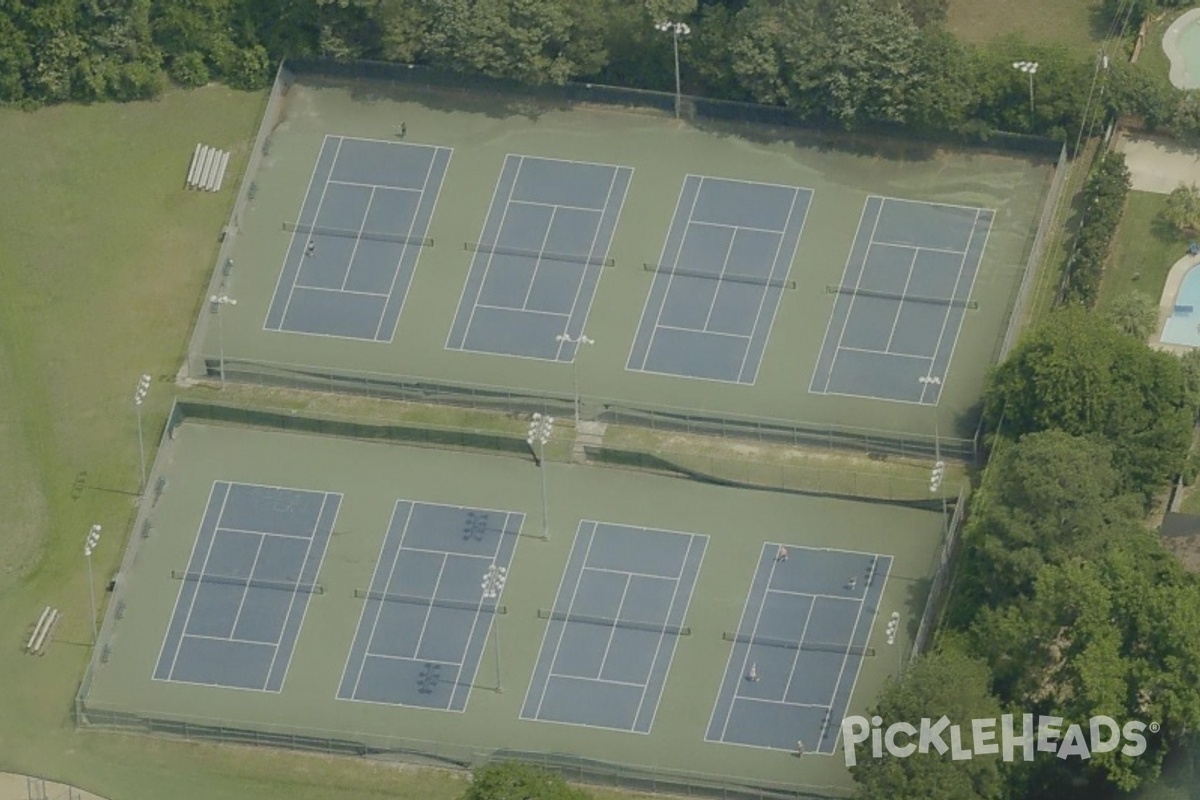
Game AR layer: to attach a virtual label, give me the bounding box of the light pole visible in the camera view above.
[134,373,151,494]
[655,20,691,119]
[555,332,594,427]
[84,524,102,646]
[527,413,554,541]
[1012,61,1039,116]
[481,564,508,692]
[210,294,237,389]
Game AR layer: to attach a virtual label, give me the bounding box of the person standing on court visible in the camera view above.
[306,239,316,257]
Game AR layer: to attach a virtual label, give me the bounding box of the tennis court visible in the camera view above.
[83,419,949,797]
[337,500,522,711]
[809,196,994,405]
[263,135,450,341]
[626,176,810,384]
[194,67,1053,443]
[520,521,706,733]
[153,481,341,691]
[705,544,891,754]
[445,155,632,360]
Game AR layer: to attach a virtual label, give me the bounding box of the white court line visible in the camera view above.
[700,220,738,330]
[373,148,445,341]
[292,284,390,298]
[405,552,448,660]
[645,176,705,361]
[444,156,517,351]
[689,219,787,236]
[166,486,234,679]
[872,193,998,214]
[401,544,498,561]
[276,137,347,328]
[809,198,872,394]
[548,672,646,689]
[831,557,892,754]
[824,203,885,388]
[594,574,633,679]
[625,177,690,372]
[520,206,558,309]
[268,492,336,692]
[349,501,415,699]
[836,345,930,360]
[883,246,921,352]
[523,153,632,171]
[656,323,749,340]
[918,208,978,405]
[226,532,267,641]
[768,587,861,604]
[695,174,806,192]
[872,241,968,257]
[338,186,377,291]
[554,165,623,361]
[473,303,568,318]
[513,198,605,213]
[921,211,991,405]
[520,522,591,720]
[328,179,421,193]
[735,696,832,711]
[638,532,706,733]
[214,525,314,540]
[720,547,781,741]
[534,523,602,719]
[263,135,335,333]
[583,565,677,582]
[817,555,878,748]
[180,632,276,646]
[459,156,526,344]
[735,188,800,382]
[780,592,817,705]
[363,652,464,667]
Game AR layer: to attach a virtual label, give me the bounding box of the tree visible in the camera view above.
[463,763,591,800]
[1104,290,1159,341]
[850,648,1006,800]
[952,430,1138,614]
[823,0,920,125]
[983,306,1193,502]
[1162,183,1200,235]
[970,530,1200,794]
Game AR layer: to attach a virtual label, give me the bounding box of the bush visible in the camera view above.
[223,45,271,91]
[1062,153,1131,306]
[169,51,210,87]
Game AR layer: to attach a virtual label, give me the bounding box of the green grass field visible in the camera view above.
[0,86,528,800]
[1098,191,1190,310]
[946,0,1107,54]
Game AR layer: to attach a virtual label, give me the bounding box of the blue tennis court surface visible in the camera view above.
[705,545,892,753]
[153,481,340,691]
[626,176,811,384]
[336,500,523,711]
[445,154,633,361]
[520,521,707,733]
[809,196,993,405]
[264,135,450,342]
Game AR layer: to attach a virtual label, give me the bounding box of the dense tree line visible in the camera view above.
[0,0,1195,144]
[855,309,1200,800]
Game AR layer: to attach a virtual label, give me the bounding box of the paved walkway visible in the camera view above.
[0,773,107,800]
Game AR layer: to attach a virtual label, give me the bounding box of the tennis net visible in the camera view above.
[283,222,434,247]
[465,242,615,267]
[643,264,796,290]
[170,570,324,595]
[537,609,690,636]
[354,589,506,614]
[722,631,875,657]
[826,285,977,310]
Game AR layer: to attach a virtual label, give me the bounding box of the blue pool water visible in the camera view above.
[1166,10,1200,90]
[1162,264,1200,347]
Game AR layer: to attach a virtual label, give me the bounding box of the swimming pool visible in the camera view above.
[1162,263,1200,347]
[1164,9,1200,90]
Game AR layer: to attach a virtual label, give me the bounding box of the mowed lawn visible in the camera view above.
[1097,190,1190,311]
[0,87,491,800]
[947,0,1106,54]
